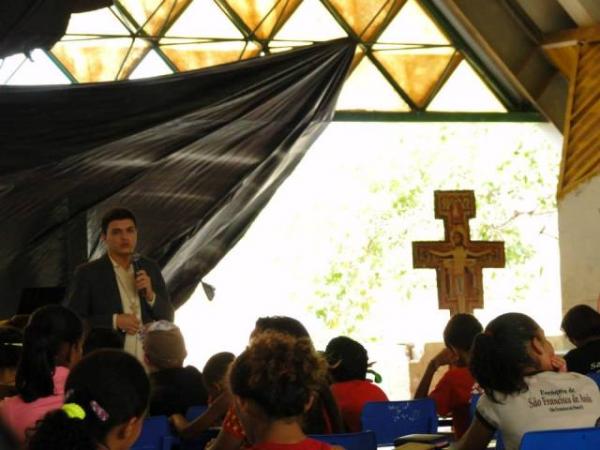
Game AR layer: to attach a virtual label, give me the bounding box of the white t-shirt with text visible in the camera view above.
[476,371,600,450]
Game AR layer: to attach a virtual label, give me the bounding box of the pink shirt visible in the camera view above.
[0,366,69,442]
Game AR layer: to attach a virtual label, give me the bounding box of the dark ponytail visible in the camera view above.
[469,312,539,402]
[27,349,149,450]
[16,305,83,403]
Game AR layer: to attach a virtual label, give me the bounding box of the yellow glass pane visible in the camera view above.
[166,0,243,39]
[117,0,193,36]
[325,0,405,42]
[218,0,301,40]
[335,55,410,111]
[373,46,456,108]
[428,60,506,112]
[160,40,260,71]
[377,0,449,44]
[51,38,151,82]
[65,8,131,36]
[274,0,347,41]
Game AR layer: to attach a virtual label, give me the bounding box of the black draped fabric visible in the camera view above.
[0,39,355,314]
[0,0,112,58]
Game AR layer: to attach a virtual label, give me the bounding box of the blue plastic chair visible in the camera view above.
[519,427,600,450]
[185,404,208,421]
[586,372,600,388]
[360,399,438,446]
[310,431,377,450]
[131,415,175,450]
[180,405,218,450]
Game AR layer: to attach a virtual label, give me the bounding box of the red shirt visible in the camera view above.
[428,366,475,439]
[250,438,333,450]
[330,380,388,432]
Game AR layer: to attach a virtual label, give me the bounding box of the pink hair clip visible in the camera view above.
[90,400,109,422]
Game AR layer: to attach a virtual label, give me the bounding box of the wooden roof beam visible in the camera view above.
[431,0,567,130]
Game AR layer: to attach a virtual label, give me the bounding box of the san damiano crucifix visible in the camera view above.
[412,191,505,315]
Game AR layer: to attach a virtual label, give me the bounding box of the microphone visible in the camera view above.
[131,253,146,301]
[132,253,156,321]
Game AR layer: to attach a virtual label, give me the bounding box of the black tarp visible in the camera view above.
[0,39,355,315]
[0,0,112,59]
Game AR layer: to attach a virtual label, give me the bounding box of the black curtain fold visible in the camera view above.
[0,39,355,314]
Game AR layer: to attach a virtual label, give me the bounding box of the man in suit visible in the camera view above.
[66,207,174,360]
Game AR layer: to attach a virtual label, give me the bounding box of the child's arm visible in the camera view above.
[414,348,454,398]
[170,391,232,440]
[450,416,494,450]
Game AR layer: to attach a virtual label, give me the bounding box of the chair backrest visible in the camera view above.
[131,415,175,450]
[469,393,480,420]
[360,399,438,446]
[185,404,209,421]
[180,405,216,450]
[519,427,600,450]
[310,431,377,450]
[586,372,600,388]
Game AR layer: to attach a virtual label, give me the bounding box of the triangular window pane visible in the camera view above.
[268,42,311,53]
[220,0,301,41]
[373,45,457,108]
[128,49,173,79]
[166,0,244,39]
[65,8,131,37]
[118,0,193,37]
[5,50,71,85]
[0,54,28,84]
[336,53,410,111]
[160,39,260,71]
[51,38,151,82]
[274,0,347,41]
[428,60,506,112]
[378,0,449,44]
[326,0,404,42]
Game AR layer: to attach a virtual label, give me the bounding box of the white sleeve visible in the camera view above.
[476,393,500,431]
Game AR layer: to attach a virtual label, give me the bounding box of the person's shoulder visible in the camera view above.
[75,255,109,273]
[530,370,596,386]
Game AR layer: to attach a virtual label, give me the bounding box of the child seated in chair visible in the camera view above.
[207,316,343,450]
[452,312,600,450]
[561,304,600,374]
[325,336,388,432]
[143,320,208,417]
[170,351,235,440]
[27,349,149,450]
[414,313,482,439]
[230,331,343,450]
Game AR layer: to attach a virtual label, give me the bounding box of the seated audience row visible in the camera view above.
[0,303,598,450]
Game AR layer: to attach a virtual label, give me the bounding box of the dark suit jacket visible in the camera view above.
[66,254,174,328]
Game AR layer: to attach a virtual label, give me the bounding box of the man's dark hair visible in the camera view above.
[561,304,600,343]
[325,336,368,382]
[443,313,483,352]
[100,208,137,235]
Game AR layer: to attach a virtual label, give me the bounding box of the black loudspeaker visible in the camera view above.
[17,287,66,315]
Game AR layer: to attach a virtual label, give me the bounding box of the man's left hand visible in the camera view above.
[135,269,155,302]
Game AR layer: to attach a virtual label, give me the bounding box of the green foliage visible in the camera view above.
[308,124,559,337]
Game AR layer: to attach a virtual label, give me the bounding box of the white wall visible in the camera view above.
[558,175,600,314]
